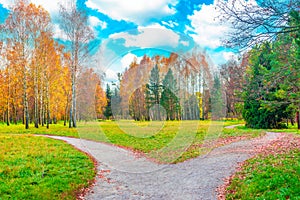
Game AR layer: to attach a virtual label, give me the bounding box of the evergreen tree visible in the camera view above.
[146,64,162,120]
[104,84,112,119]
[161,69,180,120]
[267,11,300,129]
[243,42,293,128]
[211,74,224,120]
[111,82,122,119]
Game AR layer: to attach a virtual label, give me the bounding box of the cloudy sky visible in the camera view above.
[0,0,240,82]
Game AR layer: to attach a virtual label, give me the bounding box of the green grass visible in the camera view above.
[0,120,264,163]
[75,120,264,163]
[0,122,78,137]
[1,120,297,163]
[226,149,300,200]
[0,135,95,200]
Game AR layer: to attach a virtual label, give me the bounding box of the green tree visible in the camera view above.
[243,42,293,128]
[104,84,112,119]
[161,69,180,120]
[146,64,162,120]
[261,12,300,129]
[211,74,225,120]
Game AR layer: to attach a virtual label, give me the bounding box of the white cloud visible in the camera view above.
[1,0,61,17]
[121,53,142,69]
[208,50,238,66]
[188,3,229,49]
[188,0,259,49]
[223,52,238,61]
[161,20,179,28]
[53,24,68,40]
[30,0,61,17]
[105,68,118,81]
[85,0,178,25]
[0,0,12,9]
[180,40,189,46]
[89,16,107,29]
[110,24,180,48]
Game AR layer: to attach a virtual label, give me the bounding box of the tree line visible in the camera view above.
[0,0,107,128]
[103,52,225,121]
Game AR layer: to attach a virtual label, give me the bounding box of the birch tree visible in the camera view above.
[59,0,94,127]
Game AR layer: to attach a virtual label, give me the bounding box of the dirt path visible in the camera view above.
[43,132,284,200]
[224,124,244,129]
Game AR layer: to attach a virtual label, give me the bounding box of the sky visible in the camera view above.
[0,0,242,82]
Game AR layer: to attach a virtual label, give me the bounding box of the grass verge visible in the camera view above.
[226,150,300,199]
[224,134,300,200]
[0,135,95,200]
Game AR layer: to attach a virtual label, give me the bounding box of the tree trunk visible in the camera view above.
[23,71,29,129]
[34,75,39,128]
[296,111,300,130]
[6,110,10,126]
[46,82,50,129]
[70,63,77,128]
[6,68,10,126]
[6,97,10,126]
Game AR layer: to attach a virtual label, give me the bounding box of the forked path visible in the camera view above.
[44,132,284,200]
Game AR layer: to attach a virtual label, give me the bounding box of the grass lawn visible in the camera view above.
[0,122,78,137]
[0,134,95,200]
[75,120,264,163]
[0,120,268,163]
[1,120,298,163]
[226,149,300,199]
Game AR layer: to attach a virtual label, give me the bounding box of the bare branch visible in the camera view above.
[216,0,300,49]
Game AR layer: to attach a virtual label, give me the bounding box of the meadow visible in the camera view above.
[0,134,95,199]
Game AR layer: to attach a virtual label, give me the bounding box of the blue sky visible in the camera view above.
[0,0,247,82]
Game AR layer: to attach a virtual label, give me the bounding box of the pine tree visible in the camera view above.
[243,42,292,128]
[211,74,224,120]
[161,69,180,120]
[146,64,162,120]
[104,84,112,119]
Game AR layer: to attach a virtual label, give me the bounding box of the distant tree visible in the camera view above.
[129,87,147,121]
[77,68,100,121]
[111,82,122,119]
[161,69,180,120]
[211,74,225,120]
[146,64,162,120]
[220,57,247,118]
[104,84,112,120]
[95,80,107,119]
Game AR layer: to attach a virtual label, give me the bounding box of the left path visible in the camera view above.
[39,135,163,172]
[38,135,165,199]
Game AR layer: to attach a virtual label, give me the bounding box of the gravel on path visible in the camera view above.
[42,132,283,200]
